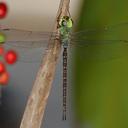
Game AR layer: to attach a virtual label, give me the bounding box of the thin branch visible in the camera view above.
[20,0,70,128]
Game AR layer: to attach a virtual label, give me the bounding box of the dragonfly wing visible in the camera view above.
[0,28,56,41]
[4,40,49,49]
[71,22,128,41]
[69,40,128,61]
[3,40,50,63]
[0,28,57,63]
[69,22,128,61]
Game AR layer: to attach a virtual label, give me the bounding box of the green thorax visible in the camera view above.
[58,16,73,47]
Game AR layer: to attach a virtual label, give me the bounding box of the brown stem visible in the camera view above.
[20,0,70,128]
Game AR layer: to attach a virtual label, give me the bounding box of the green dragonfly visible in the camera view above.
[1,16,128,120]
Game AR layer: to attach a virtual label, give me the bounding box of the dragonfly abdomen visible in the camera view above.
[63,47,68,120]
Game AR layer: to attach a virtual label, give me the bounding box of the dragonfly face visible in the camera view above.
[58,16,73,47]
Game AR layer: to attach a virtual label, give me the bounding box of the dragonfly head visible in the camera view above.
[59,16,73,29]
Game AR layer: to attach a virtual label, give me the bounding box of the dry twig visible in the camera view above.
[20,0,71,128]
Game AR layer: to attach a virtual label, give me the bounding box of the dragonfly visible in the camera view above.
[1,16,128,120]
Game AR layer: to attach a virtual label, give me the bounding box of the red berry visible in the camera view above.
[0,2,8,19]
[0,46,4,55]
[0,62,5,74]
[0,71,9,85]
[5,50,17,65]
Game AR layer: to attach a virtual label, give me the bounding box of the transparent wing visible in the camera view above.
[1,28,57,48]
[69,22,128,61]
[69,40,128,61]
[0,28,57,63]
[2,22,128,62]
[70,22,128,41]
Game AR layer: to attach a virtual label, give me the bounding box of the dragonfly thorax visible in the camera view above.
[58,16,73,47]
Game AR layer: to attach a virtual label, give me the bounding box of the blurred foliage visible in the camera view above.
[74,0,128,128]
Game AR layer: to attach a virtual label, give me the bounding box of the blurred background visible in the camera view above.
[1,0,128,128]
[0,0,82,128]
[74,0,128,128]
[0,0,81,31]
